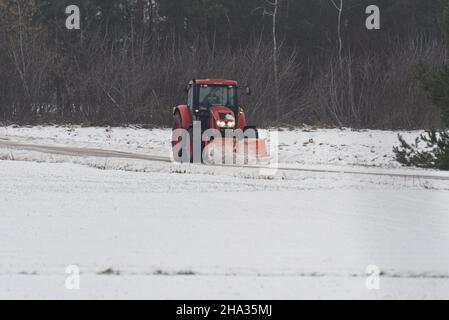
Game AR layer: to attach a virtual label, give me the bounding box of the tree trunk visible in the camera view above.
[272,0,281,122]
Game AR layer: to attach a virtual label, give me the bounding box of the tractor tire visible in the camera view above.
[243,126,259,139]
[172,112,182,135]
[172,112,193,163]
[172,113,183,161]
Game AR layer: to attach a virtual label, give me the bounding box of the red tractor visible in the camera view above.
[172,79,267,163]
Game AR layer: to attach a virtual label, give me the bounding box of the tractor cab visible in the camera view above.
[185,79,241,131]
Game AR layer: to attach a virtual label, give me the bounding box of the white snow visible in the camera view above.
[3,276,449,300]
[0,125,427,167]
[0,125,171,158]
[0,160,448,299]
[1,125,448,299]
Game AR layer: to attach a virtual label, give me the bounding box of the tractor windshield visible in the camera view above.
[198,85,237,109]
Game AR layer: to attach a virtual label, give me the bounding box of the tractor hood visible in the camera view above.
[209,105,236,124]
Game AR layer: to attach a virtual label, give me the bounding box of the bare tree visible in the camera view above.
[251,0,282,122]
[271,0,281,122]
[0,0,443,129]
[329,0,343,68]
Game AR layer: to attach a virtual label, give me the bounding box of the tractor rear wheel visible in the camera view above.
[172,112,193,163]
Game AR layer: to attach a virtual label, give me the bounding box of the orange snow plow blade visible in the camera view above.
[243,138,268,158]
[203,138,268,165]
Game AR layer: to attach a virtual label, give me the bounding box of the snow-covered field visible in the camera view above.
[0,125,448,299]
[0,125,426,167]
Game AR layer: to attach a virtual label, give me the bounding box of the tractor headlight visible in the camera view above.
[217,121,226,128]
[227,121,235,128]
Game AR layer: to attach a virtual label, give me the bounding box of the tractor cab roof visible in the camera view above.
[189,79,238,86]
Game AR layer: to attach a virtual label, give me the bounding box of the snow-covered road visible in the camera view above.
[0,126,448,299]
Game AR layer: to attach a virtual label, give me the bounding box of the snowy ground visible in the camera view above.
[0,125,426,167]
[0,125,448,299]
